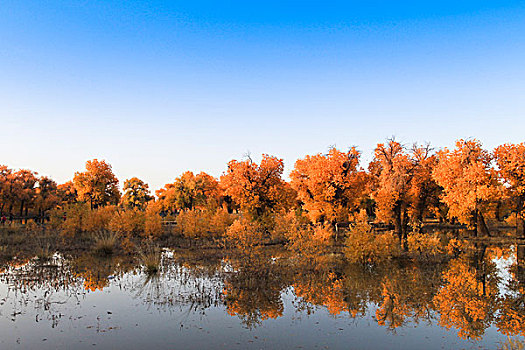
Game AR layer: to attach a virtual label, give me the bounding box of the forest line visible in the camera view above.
[1,138,525,254]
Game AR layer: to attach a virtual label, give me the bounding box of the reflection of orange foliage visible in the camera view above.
[81,272,108,292]
[293,272,348,316]
[497,305,525,336]
[375,279,411,329]
[222,265,285,328]
[433,258,497,340]
[497,263,525,336]
[224,285,283,321]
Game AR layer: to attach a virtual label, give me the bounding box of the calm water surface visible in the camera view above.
[0,244,524,349]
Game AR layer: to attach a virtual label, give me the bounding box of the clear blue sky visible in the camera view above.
[1,1,525,191]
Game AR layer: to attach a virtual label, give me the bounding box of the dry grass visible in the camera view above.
[93,230,118,256]
[35,237,53,261]
[138,242,162,275]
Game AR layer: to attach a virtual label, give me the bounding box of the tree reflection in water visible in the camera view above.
[1,243,525,342]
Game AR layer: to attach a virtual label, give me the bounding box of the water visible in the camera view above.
[0,245,523,349]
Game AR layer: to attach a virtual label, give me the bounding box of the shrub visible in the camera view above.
[344,212,399,264]
[84,206,118,233]
[51,203,90,237]
[109,209,145,237]
[209,208,236,237]
[176,209,211,238]
[225,218,264,249]
[144,202,164,238]
[407,232,443,257]
[274,211,333,254]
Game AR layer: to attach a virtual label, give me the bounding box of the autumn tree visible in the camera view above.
[14,169,38,222]
[73,159,120,209]
[121,177,153,210]
[220,154,295,222]
[0,165,15,216]
[372,140,439,245]
[494,143,525,236]
[290,147,367,227]
[34,176,59,222]
[432,139,501,236]
[57,181,78,205]
[156,171,220,214]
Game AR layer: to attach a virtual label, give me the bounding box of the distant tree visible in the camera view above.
[494,142,525,236]
[0,165,14,216]
[290,147,367,226]
[14,169,38,221]
[73,159,120,209]
[34,176,59,222]
[220,154,294,221]
[432,139,501,236]
[57,180,78,205]
[121,177,153,210]
[156,171,220,213]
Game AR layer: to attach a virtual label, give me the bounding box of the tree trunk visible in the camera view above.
[19,200,25,224]
[393,205,402,244]
[518,215,525,238]
[476,210,490,237]
[469,210,478,237]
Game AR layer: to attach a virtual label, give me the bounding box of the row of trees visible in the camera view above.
[2,139,525,242]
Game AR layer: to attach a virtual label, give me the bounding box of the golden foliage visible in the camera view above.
[433,257,498,340]
[83,206,117,233]
[290,147,366,224]
[406,232,443,257]
[144,201,164,238]
[225,217,265,249]
[344,212,399,264]
[109,208,145,237]
[220,154,295,221]
[73,159,120,209]
[121,177,153,210]
[372,140,440,239]
[433,139,501,230]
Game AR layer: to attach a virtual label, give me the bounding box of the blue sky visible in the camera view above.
[1,1,525,191]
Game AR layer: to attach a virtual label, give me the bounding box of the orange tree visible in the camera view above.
[156,171,221,214]
[73,159,120,209]
[372,140,439,246]
[494,142,525,236]
[432,139,501,236]
[220,154,295,223]
[57,180,78,205]
[34,176,59,222]
[0,165,15,216]
[121,177,153,210]
[290,147,367,227]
